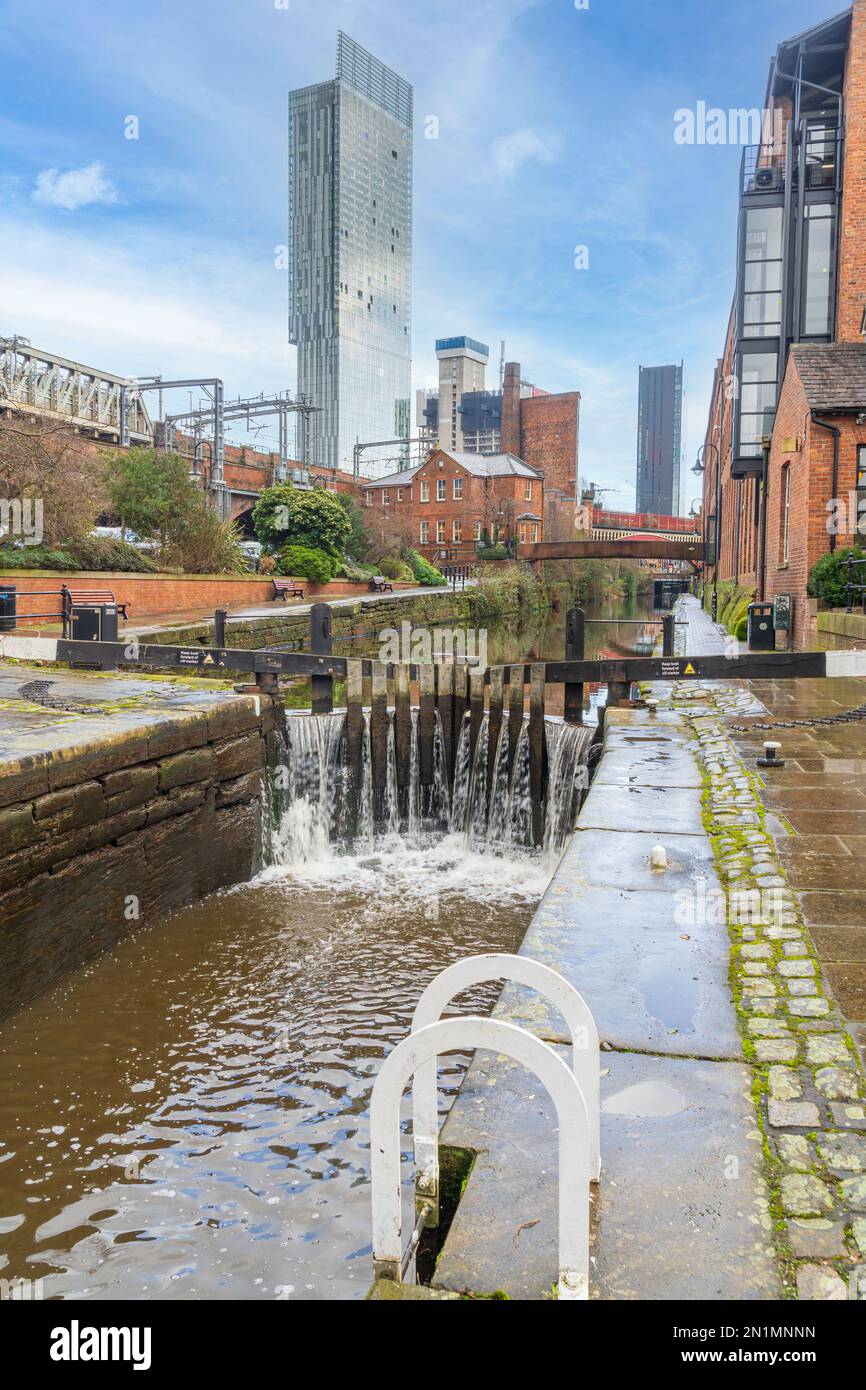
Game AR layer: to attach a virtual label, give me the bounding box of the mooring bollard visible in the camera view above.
[758,740,786,769]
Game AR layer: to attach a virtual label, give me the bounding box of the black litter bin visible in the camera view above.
[71,603,119,643]
[747,602,775,652]
[0,585,16,633]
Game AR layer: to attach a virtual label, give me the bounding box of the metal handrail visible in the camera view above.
[369,1017,592,1299]
[410,953,601,1214]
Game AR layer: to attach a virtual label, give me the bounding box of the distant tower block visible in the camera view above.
[435,337,490,452]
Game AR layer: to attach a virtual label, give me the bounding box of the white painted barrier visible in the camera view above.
[412,953,601,1206]
[0,635,59,661]
[369,1017,591,1300]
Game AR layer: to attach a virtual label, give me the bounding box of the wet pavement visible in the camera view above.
[433,706,781,1300]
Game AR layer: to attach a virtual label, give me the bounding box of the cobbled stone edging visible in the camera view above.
[668,679,866,1303]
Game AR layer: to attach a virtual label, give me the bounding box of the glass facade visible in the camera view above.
[289,34,412,473]
[635,363,684,514]
[742,207,783,338]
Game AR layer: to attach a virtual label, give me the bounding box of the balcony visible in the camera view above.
[741,147,785,197]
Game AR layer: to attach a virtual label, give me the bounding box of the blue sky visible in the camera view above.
[0,0,840,508]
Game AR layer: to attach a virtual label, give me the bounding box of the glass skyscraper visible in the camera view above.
[635,362,684,515]
[288,33,413,474]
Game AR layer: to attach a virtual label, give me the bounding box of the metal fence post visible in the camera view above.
[663,613,676,658]
[214,608,227,648]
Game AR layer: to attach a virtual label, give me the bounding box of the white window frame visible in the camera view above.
[436,520,446,544]
[437,479,447,501]
[420,480,430,502]
[420,520,429,544]
[453,478,463,500]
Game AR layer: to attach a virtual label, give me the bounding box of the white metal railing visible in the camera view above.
[369,1017,591,1299]
[411,953,601,1211]
[369,954,601,1301]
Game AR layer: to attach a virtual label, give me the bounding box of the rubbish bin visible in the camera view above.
[0,585,16,633]
[71,602,119,643]
[747,602,775,652]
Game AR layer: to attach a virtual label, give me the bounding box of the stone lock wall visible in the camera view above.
[0,695,274,1020]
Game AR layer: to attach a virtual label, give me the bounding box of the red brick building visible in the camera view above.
[362,448,544,564]
[703,1,866,646]
[172,434,358,533]
[500,361,581,499]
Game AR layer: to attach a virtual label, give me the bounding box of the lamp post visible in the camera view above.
[693,445,721,621]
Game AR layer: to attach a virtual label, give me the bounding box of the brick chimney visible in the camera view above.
[836,0,866,341]
[500,361,522,456]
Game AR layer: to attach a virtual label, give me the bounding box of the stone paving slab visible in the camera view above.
[0,665,247,768]
[565,827,716,891]
[434,1049,779,1301]
[492,877,740,1060]
[593,745,703,788]
[578,779,705,836]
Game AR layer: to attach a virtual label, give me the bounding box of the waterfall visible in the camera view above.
[268,706,594,867]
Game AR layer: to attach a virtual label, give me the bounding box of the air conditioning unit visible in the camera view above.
[752,166,783,192]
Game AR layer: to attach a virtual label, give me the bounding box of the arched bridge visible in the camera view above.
[524,536,703,563]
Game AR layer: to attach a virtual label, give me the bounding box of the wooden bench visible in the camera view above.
[63,587,129,619]
[273,578,305,602]
[369,576,394,593]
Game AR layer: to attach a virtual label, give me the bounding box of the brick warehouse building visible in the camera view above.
[702,1,866,647]
[418,345,580,502]
[362,448,544,564]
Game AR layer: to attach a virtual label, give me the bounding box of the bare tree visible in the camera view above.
[0,417,106,547]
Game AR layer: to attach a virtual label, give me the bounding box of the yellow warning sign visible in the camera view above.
[683,662,697,676]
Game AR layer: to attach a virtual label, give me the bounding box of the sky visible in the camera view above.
[0,0,842,509]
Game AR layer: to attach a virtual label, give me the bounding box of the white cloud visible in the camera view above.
[32,161,117,211]
[491,129,558,177]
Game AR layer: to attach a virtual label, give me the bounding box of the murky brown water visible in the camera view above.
[0,594,658,1302]
[0,847,542,1301]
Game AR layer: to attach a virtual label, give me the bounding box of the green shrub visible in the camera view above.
[807,546,866,608]
[467,563,542,621]
[68,536,158,573]
[379,553,413,581]
[733,616,749,642]
[477,545,508,561]
[277,544,333,585]
[0,544,80,571]
[336,559,376,581]
[254,483,351,560]
[405,549,446,586]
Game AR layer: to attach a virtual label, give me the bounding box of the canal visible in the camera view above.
[0,593,655,1301]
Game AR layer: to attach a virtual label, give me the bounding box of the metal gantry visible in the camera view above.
[160,391,320,483]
